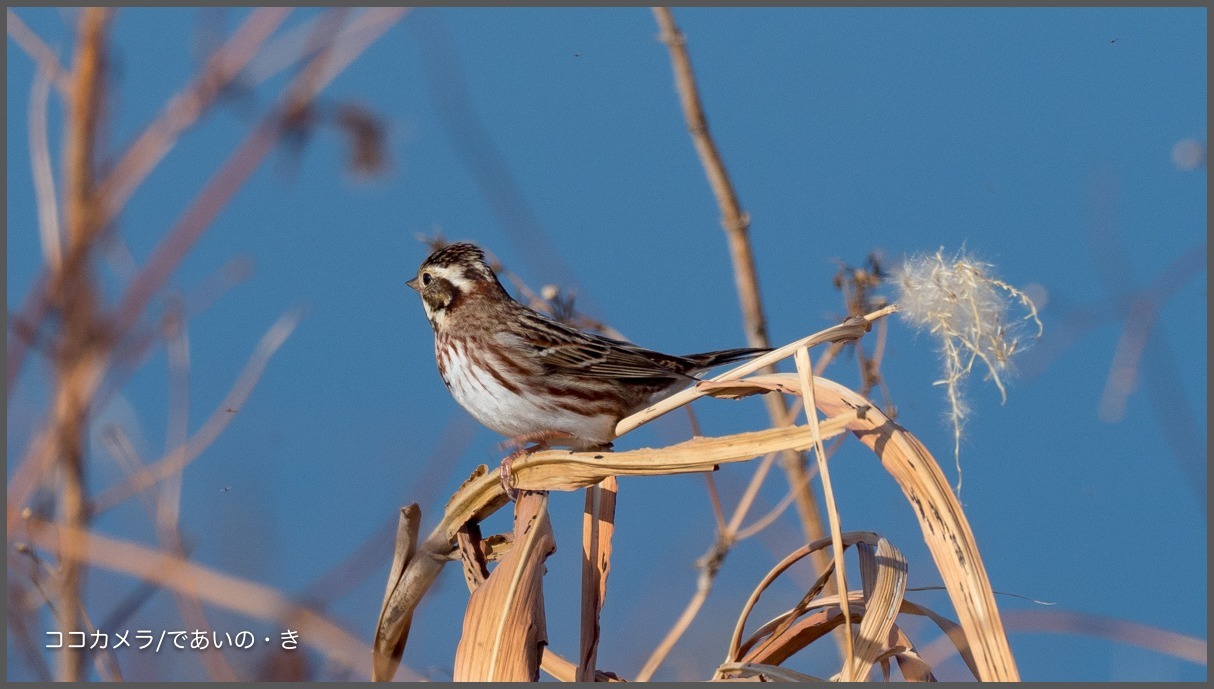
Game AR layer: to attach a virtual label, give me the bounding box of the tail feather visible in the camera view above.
[683,347,770,371]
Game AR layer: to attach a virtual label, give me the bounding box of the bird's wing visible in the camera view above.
[498,312,693,380]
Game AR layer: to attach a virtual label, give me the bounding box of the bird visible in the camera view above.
[406,241,768,495]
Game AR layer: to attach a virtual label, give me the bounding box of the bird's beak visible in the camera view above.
[406,277,419,291]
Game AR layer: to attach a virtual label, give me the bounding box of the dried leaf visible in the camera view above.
[697,374,795,399]
[372,504,420,682]
[812,378,1018,680]
[887,625,936,683]
[728,531,876,665]
[453,491,555,681]
[540,651,625,682]
[717,662,825,682]
[845,538,908,680]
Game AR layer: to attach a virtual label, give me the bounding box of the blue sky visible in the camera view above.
[6,7,1206,681]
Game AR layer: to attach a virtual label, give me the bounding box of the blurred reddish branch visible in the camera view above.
[53,9,114,681]
[6,7,408,681]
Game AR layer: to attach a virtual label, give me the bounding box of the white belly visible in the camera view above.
[439,339,615,447]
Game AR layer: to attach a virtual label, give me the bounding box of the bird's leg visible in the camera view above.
[497,430,578,500]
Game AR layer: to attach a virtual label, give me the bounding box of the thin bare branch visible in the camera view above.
[54,9,113,680]
[28,59,62,272]
[94,7,293,228]
[6,9,69,90]
[108,7,407,339]
[90,309,302,514]
[635,573,713,682]
[794,346,855,677]
[100,426,238,680]
[651,6,828,569]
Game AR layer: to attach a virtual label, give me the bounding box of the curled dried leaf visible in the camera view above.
[453,491,555,682]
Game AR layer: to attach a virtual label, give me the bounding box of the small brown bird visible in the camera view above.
[407,242,766,492]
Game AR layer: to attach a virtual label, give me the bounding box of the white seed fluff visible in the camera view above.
[890,248,1042,491]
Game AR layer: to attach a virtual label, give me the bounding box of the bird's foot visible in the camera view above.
[496,430,578,500]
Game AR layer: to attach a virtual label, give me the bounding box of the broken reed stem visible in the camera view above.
[55,8,113,681]
[794,346,855,678]
[578,477,617,681]
[488,492,549,681]
[651,5,829,585]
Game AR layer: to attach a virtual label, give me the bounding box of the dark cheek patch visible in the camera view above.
[424,278,458,312]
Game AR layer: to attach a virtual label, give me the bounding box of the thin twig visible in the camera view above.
[794,346,855,678]
[90,309,302,514]
[9,11,371,511]
[6,9,70,91]
[634,569,714,682]
[107,7,406,339]
[29,59,62,272]
[94,7,293,229]
[101,426,238,680]
[54,9,113,680]
[651,4,829,576]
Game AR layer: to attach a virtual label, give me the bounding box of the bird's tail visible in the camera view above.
[683,347,770,372]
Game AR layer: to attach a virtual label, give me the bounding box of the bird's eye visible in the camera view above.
[422,272,432,286]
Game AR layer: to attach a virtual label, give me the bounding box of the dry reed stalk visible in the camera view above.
[918,608,1208,671]
[848,538,909,680]
[651,6,827,565]
[644,19,899,674]
[737,591,978,680]
[539,650,624,682]
[108,9,405,339]
[618,309,892,437]
[793,346,856,677]
[28,59,61,272]
[87,309,301,514]
[578,477,617,681]
[7,8,405,521]
[716,662,824,682]
[735,541,989,681]
[101,425,238,681]
[53,9,113,680]
[453,491,554,681]
[634,395,825,681]
[372,506,423,682]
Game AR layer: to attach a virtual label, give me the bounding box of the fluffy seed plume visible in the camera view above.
[890,248,1043,490]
